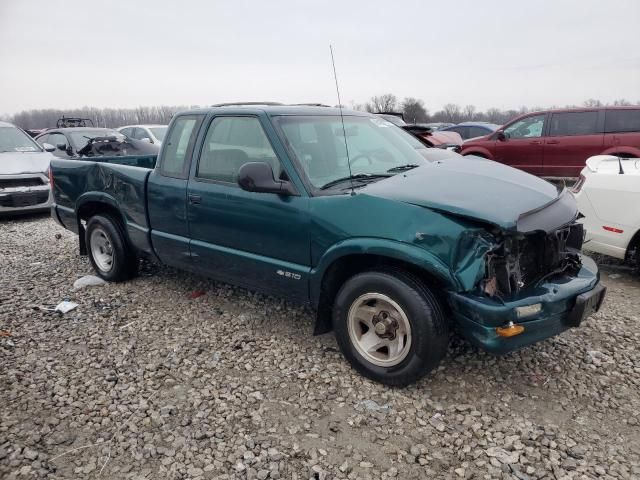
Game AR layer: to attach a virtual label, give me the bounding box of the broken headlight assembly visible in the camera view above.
[481,222,584,299]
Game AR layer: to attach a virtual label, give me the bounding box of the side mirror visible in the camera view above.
[56,143,68,151]
[140,137,152,143]
[42,143,56,152]
[496,131,507,141]
[238,162,296,196]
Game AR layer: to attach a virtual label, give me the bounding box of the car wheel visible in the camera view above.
[333,269,449,387]
[85,214,138,282]
[627,237,640,273]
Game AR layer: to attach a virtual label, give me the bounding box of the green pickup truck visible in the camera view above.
[50,105,605,386]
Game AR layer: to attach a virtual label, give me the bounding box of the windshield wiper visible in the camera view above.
[387,164,420,173]
[320,173,391,190]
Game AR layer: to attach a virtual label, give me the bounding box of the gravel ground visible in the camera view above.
[1,215,639,480]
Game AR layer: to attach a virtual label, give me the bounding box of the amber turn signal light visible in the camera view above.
[496,322,525,337]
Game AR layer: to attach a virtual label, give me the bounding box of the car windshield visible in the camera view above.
[0,126,42,153]
[149,127,167,141]
[69,129,125,149]
[276,115,429,189]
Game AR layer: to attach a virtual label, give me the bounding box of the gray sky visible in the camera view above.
[1,0,639,116]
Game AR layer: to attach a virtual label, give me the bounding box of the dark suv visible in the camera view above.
[460,106,640,178]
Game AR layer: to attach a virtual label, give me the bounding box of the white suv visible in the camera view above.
[117,125,168,146]
[573,155,640,267]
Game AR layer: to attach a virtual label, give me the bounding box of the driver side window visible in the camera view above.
[196,116,282,184]
[504,114,546,139]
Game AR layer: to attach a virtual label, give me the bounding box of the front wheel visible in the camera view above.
[85,214,138,282]
[333,270,449,387]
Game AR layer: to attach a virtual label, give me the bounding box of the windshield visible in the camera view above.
[0,126,42,153]
[276,115,429,189]
[69,129,125,149]
[149,127,168,141]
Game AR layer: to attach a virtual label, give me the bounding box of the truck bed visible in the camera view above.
[51,155,157,256]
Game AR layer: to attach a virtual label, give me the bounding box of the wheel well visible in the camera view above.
[313,254,446,335]
[625,230,640,266]
[76,202,126,255]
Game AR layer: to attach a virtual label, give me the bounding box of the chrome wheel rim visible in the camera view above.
[347,293,412,367]
[90,227,114,273]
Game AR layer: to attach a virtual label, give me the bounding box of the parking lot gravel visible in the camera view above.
[1,215,639,479]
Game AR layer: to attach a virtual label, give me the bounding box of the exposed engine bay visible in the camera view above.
[482,222,584,298]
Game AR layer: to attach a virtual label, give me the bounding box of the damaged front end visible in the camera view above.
[475,187,586,300]
[481,222,584,299]
[446,188,604,354]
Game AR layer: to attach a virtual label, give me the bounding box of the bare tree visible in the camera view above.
[583,99,603,107]
[612,98,632,106]
[441,104,462,123]
[462,105,477,121]
[365,94,398,113]
[401,97,428,123]
[8,105,194,129]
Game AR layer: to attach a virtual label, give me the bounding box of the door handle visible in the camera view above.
[529,140,542,145]
[188,194,202,205]
[546,140,559,144]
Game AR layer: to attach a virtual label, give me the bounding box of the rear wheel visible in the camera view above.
[626,235,640,273]
[85,214,138,282]
[333,270,449,387]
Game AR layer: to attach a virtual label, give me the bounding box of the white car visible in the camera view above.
[573,155,640,267]
[117,124,167,146]
[0,121,56,215]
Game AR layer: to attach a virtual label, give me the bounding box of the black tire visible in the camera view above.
[333,269,449,387]
[85,214,138,282]
[627,237,640,273]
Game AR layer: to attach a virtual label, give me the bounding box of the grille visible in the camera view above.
[0,177,45,189]
[0,191,49,208]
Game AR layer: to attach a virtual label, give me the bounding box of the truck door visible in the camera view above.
[186,115,310,301]
[543,110,603,178]
[147,114,204,268]
[494,113,546,176]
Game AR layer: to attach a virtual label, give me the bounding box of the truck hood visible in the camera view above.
[362,156,577,233]
[0,151,54,175]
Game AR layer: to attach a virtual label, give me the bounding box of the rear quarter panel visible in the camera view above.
[576,162,640,257]
[51,158,153,253]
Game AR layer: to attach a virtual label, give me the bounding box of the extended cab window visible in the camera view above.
[504,114,545,139]
[605,109,640,133]
[549,111,599,136]
[197,116,281,183]
[160,115,202,178]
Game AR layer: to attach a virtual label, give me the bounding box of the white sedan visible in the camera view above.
[117,124,167,146]
[573,155,640,267]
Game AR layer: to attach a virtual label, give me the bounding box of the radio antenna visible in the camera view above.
[329,45,354,194]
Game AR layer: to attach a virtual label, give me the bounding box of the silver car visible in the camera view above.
[0,121,56,215]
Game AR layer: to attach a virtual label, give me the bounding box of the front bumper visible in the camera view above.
[0,173,51,215]
[448,254,604,354]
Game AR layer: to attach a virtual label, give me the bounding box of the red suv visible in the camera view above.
[460,106,640,178]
